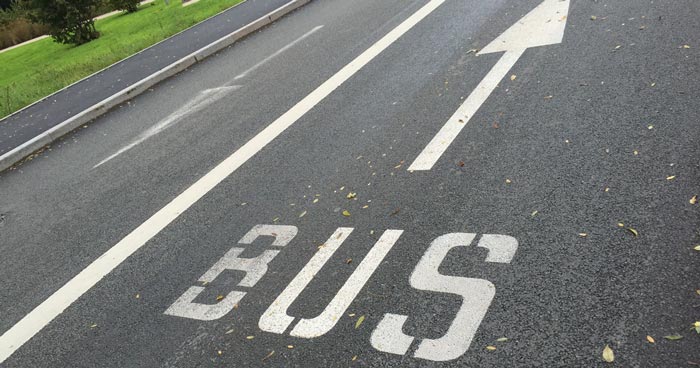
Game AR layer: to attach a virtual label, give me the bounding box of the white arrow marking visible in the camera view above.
[408,0,570,171]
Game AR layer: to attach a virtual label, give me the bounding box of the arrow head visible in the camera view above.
[478,0,570,55]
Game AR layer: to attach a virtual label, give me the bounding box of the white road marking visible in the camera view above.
[289,230,402,338]
[164,225,297,321]
[407,49,524,171]
[370,233,518,361]
[93,86,239,168]
[0,0,445,362]
[408,0,570,171]
[258,228,353,334]
[231,25,324,82]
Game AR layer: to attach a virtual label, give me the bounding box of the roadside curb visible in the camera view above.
[0,0,310,173]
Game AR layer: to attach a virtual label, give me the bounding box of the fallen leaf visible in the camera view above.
[666,175,676,180]
[682,44,691,49]
[590,15,597,20]
[135,293,140,299]
[505,179,512,184]
[531,210,538,217]
[216,295,224,301]
[313,198,319,203]
[390,208,400,216]
[90,324,98,328]
[544,95,553,99]
[617,222,624,227]
[627,228,639,237]
[510,74,517,81]
[347,192,357,199]
[262,350,275,362]
[342,210,351,217]
[299,210,307,218]
[355,315,366,329]
[352,355,358,361]
[458,161,465,167]
[496,337,509,342]
[579,233,588,238]
[486,346,497,351]
[225,329,234,335]
[650,82,655,87]
[648,125,654,129]
[346,258,353,264]
[694,245,700,251]
[602,345,615,363]
[246,335,255,340]
[690,195,698,204]
[646,335,655,343]
[492,122,500,129]
[614,45,622,50]
[287,345,294,349]
[664,334,683,341]
[218,350,223,356]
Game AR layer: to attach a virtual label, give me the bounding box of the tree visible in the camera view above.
[109,0,140,13]
[28,0,100,45]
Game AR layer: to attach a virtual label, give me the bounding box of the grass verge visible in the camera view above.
[0,0,243,118]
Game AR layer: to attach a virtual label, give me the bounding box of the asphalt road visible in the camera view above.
[1,0,699,366]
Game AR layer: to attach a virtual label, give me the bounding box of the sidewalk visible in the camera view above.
[0,0,293,161]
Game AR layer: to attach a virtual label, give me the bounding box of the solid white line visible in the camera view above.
[0,0,445,362]
[93,86,239,168]
[231,25,324,81]
[407,49,524,171]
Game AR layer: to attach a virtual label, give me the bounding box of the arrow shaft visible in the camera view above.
[408,49,525,171]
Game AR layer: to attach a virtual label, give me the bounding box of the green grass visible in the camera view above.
[0,0,244,118]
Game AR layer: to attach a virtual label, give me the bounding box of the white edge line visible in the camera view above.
[0,0,309,174]
[0,0,444,362]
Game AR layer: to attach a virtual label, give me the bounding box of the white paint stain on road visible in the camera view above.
[93,85,239,168]
[231,25,324,82]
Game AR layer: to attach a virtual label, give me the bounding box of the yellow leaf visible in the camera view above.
[299,211,307,218]
[579,233,588,238]
[646,335,655,343]
[313,198,319,203]
[496,337,508,342]
[217,350,222,356]
[352,355,358,361]
[510,75,516,81]
[602,345,615,363]
[693,322,700,328]
[287,345,294,349]
[617,223,624,227]
[355,315,366,329]
[486,346,497,351]
[246,336,255,340]
[590,15,597,20]
[694,245,700,251]
[531,210,538,217]
[347,192,357,199]
[216,295,224,301]
[690,195,698,204]
[682,44,691,49]
[666,175,676,180]
[627,228,639,237]
[342,210,351,217]
[505,178,512,184]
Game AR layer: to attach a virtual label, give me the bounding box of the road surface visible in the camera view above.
[0,0,698,366]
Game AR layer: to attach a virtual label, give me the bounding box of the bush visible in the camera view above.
[28,0,101,45]
[109,0,139,13]
[0,18,47,49]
